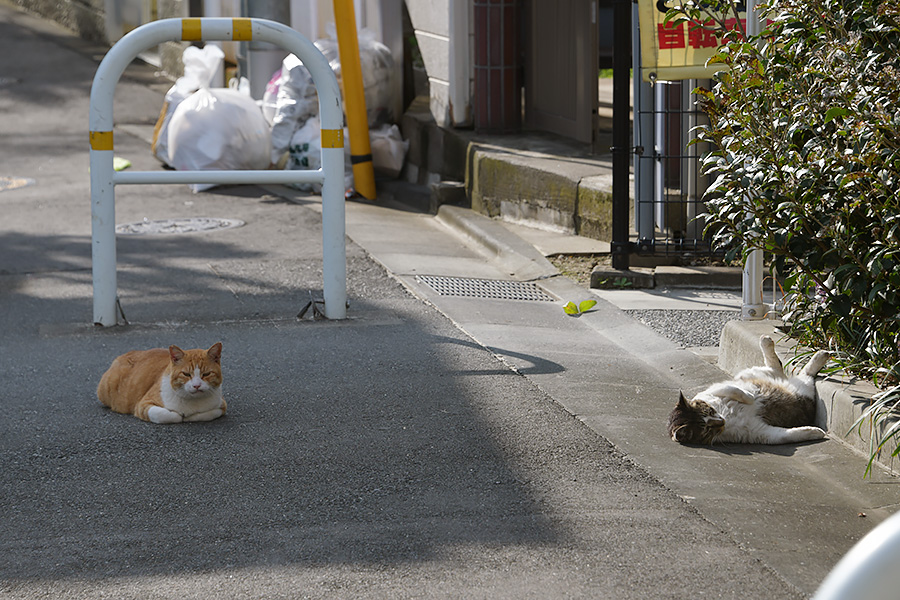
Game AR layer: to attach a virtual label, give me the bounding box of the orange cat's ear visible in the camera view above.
[169,345,185,363]
[207,342,223,363]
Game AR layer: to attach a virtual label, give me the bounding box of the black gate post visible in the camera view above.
[611,0,632,269]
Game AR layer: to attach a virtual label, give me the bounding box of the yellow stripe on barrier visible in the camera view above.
[320,128,345,149]
[182,18,202,41]
[232,18,253,41]
[90,131,114,151]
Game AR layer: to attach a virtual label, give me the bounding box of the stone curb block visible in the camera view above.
[435,205,559,282]
[590,267,655,289]
[654,266,742,289]
[590,265,742,290]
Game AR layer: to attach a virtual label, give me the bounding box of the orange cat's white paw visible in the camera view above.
[759,335,775,351]
[148,406,184,424]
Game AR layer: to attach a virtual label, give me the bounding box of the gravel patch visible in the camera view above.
[625,309,740,348]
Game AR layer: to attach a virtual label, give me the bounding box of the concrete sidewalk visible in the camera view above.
[1,3,898,599]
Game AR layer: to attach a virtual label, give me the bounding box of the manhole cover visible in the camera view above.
[415,275,555,301]
[0,176,35,192]
[116,217,245,235]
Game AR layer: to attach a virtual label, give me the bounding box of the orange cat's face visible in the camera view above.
[166,343,223,398]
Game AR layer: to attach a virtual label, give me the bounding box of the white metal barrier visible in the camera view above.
[742,248,767,319]
[741,1,767,321]
[89,17,346,326]
[813,509,900,600]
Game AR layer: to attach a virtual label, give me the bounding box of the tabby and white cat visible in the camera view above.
[98,343,226,424]
[668,335,830,445]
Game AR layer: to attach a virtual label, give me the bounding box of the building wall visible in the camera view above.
[405,0,448,124]
[404,0,471,128]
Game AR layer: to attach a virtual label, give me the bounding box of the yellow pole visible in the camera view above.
[332,0,377,200]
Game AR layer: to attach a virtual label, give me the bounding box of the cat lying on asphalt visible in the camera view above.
[668,335,830,445]
[98,343,226,424]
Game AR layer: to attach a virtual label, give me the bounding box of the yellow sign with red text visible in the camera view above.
[638,0,746,82]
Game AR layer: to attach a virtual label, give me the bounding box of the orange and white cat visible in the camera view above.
[98,343,226,424]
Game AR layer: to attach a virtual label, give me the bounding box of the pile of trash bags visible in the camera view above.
[152,29,408,194]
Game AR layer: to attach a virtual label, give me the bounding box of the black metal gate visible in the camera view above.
[633,79,712,257]
[609,3,717,268]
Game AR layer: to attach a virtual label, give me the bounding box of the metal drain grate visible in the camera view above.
[116,217,245,235]
[0,176,35,192]
[415,275,555,301]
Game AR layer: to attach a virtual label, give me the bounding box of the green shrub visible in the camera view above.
[672,0,900,471]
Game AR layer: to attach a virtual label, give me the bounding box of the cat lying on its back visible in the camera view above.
[668,335,830,445]
[98,343,226,424]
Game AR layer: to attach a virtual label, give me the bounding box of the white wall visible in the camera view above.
[405,0,472,127]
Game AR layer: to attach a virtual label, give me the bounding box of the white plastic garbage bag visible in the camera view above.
[285,117,354,194]
[370,124,408,178]
[286,116,322,190]
[352,29,396,127]
[260,69,283,125]
[167,79,272,192]
[317,28,396,127]
[269,53,321,165]
[269,28,398,167]
[152,44,224,167]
